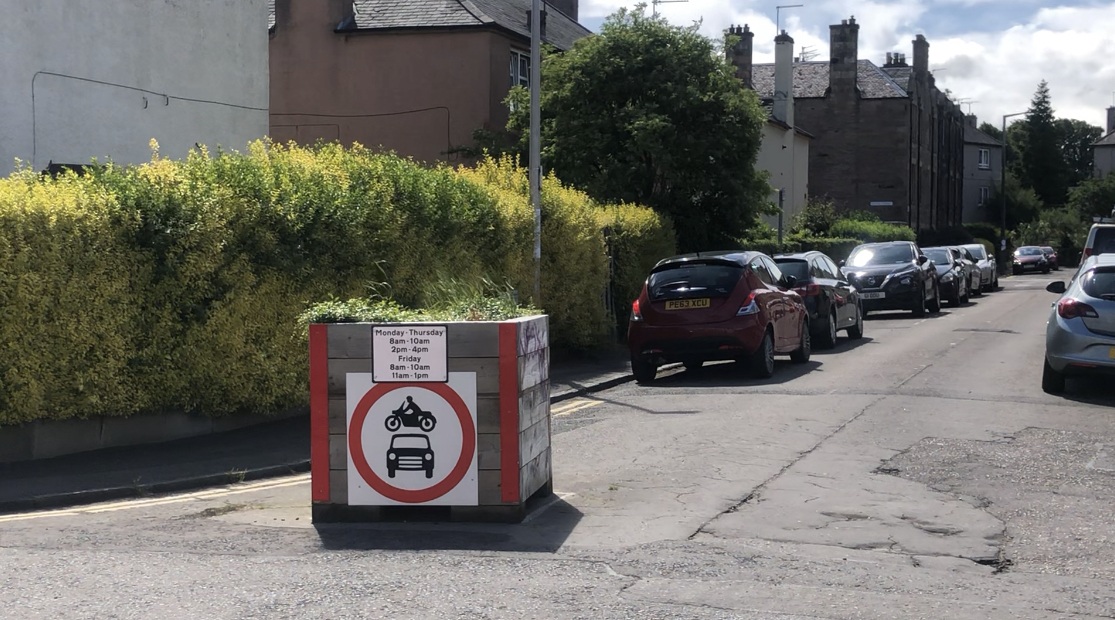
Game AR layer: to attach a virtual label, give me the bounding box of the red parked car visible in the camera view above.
[627,251,811,383]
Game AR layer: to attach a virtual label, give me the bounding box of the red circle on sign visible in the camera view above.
[349,382,477,503]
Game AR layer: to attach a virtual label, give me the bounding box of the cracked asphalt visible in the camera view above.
[2,275,1114,619]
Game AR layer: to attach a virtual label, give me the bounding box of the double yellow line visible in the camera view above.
[551,398,603,418]
[0,474,310,523]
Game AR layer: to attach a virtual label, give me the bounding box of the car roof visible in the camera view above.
[772,251,828,261]
[653,250,757,269]
[1081,254,1115,268]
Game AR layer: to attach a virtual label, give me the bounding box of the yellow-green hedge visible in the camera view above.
[0,143,673,425]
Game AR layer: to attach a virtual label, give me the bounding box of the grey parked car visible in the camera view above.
[1042,254,1115,393]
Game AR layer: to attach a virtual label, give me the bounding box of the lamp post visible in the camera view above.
[1000,111,1026,266]
[529,0,541,303]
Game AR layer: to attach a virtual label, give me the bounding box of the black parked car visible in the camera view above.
[840,241,941,317]
[773,251,864,348]
[922,246,971,306]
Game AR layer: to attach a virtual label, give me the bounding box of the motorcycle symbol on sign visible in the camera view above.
[384,396,437,432]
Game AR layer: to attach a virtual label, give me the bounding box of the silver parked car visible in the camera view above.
[1042,254,1115,393]
[961,243,998,292]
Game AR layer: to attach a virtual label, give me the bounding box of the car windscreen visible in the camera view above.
[1016,247,1042,256]
[1082,268,1115,300]
[847,245,914,267]
[391,436,429,449]
[773,259,809,281]
[648,262,743,299]
[923,249,951,265]
[965,245,987,260]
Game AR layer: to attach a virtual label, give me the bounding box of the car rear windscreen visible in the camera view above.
[965,245,987,260]
[1082,268,1115,299]
[773,259,809,281]
[1093,228,1115,255]
[649,263,743,299]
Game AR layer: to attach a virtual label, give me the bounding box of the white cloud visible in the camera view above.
[579,1,1115,132]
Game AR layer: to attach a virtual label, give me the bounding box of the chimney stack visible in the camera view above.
[828,16,859,96]
[773,30,795,126]
[548,0,578,21]
[275,0,354,30]
[726,24,755,89]
[912,34,930,76]
[965,114,977,128]
[1107,106,1115,134]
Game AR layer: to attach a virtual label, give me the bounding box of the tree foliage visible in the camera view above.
[989,171,1042,230]
[1014,81,1069,206]
[1067,173,1115,221]
[512,7,769,252]
[1056,118,1103,188]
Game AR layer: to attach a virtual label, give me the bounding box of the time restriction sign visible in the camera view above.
[346,372,478,506]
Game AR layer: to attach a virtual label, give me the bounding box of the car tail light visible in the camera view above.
[1083,247,1093,259]
[631,299,643,321]
[1057,298,1099,319]
[795,283,822,296]
[737,291,759,316]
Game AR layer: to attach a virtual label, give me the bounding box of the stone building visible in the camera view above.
[1093,106,1115,178]
[735,16,966,231]
[961,115,1003,223]
[727,26,812,233]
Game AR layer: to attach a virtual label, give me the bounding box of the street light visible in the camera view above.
[1000,111,1027,266]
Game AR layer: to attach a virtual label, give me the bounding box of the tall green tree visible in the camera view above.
[510,7,769,252]
[978,122,1002,141]
[988,171,1042,230]
[1056,118,1103,187]
[1015,80,1069,207]
[1068,173,1115,221]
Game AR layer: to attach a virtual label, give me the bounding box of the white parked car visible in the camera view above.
[961,243,998,292]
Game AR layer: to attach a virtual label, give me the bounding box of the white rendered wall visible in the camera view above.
[0,0,268,175]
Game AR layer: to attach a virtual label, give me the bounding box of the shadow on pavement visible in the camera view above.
[810,335,875,356]
[314,496,583,553]
[1058,377,1115,408]
[645,358,823,389]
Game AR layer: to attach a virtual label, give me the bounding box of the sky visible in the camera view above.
[576,0,1115,134]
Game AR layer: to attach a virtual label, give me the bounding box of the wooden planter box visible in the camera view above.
[308,316,552,523]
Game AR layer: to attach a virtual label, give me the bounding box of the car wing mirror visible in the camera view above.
[838,259,846,267]
[1046,281,1066,294]
[917,255,929,265]
[782,275,798,288]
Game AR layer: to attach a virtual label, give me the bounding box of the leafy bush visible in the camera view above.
[789,197,838,237]
[829,219,916,243]
[0,144,659,426]
[598,202,677,331]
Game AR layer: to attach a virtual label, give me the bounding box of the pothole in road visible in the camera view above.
[181,503,253,519]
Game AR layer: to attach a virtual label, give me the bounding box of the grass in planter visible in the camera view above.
[300,275,539,324]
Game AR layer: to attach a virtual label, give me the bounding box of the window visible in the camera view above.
[510,50,530,88]
[979,186,990,205]
[762,257,784,284]
[750,258,775,285]
[978,148,990,170]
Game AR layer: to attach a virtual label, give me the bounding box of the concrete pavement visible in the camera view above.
[0,348,638,513]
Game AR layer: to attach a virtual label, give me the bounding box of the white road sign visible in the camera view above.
[372,325,448,383]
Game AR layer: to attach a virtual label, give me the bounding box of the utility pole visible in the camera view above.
[1000,111,1027,266]
[775,4,803,34]
[530,0,542,303]
[651,0,687,18]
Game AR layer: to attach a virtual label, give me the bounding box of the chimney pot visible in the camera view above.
[727,22,756,89]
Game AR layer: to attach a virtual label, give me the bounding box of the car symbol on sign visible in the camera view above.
[386,433,435,479]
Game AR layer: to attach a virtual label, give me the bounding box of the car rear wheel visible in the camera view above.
[817,310,838,349]
[790,320,811,364]
[750,330,775,378]
[1041,359,1066,394]
[632,356,657,384]
[847,303,864,340]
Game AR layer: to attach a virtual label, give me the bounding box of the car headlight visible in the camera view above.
[900,276,913,285]
[941,273,955,282]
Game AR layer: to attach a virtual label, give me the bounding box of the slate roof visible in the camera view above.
[340,0,590,50]
[751,60,908,99]
[1095,131,1115,147]
[964,124,1002,147]
[882,66,912,91]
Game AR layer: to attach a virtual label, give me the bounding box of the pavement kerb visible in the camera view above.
[0,461,312,515]
[0,367,654,515]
